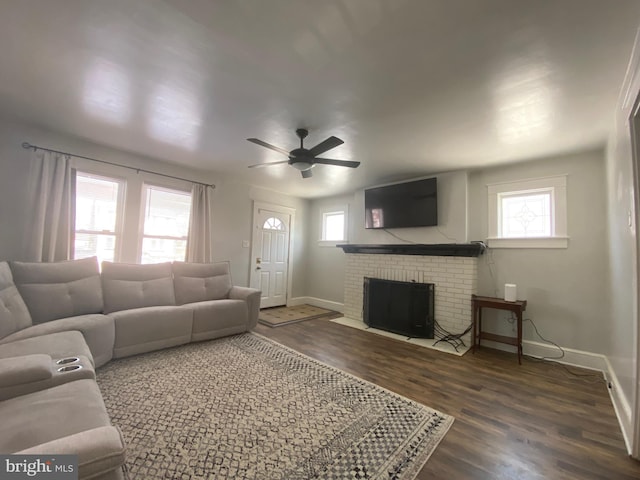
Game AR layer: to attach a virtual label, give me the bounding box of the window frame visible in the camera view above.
[487,175,568,249]
[72,169,126,262]
[138,183,192,263]
[319,207,348,246]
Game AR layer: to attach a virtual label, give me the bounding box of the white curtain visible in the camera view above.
[24,150,73,262]
[186,183,212,263]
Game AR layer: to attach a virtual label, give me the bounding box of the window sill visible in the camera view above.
[486,236,569,249]
[318,240,347,247]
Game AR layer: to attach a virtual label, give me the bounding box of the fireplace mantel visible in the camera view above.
[337,243,485,257]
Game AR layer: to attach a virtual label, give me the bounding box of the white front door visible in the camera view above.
[250,204,292,308]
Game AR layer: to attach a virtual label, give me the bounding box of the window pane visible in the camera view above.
[143,187,191,237]
[74,233,115,264]
[141,238,187,264]
[325,213,345,241]
[263,217,284,230]
[141,186,191,264]
[501,192,551,238]
[75,175,119,232]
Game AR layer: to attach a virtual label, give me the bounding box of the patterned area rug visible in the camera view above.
[96,333,453,480]
[259,304,341,327]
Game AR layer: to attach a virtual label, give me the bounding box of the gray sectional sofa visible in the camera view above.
[0,257,261,479]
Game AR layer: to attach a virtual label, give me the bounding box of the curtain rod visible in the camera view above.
[21,142,216,189]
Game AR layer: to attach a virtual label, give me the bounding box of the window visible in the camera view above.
[140,185,192,263]
[500,191,551,238]
[263,217,285,230]
[487,175,567,248]
[74,172,124,263]
[320,209,347,244]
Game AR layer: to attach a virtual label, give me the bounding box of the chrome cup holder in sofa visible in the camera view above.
[57,364,82,373]
[55,357,80,365]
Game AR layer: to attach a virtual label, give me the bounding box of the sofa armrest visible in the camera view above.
[18,426,126,480]
[0,354,55,400]
[0,354,52,387]
[229,286,261,329]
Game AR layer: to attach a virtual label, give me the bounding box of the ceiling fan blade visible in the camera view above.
[247,160,290,169]
[313,158,360,168]
[301,169,313,178]
[307,136,344,157]
[247,138,290,156]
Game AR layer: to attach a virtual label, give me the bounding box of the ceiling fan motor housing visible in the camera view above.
[289,136,314,169]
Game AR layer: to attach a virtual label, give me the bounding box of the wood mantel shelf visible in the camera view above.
[336,243,485,257]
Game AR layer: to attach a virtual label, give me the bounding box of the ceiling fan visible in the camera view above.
[247,128,360,178]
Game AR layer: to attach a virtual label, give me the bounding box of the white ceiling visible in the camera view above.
[0,0,639,198]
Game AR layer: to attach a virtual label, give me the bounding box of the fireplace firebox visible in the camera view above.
[363,277,434,338]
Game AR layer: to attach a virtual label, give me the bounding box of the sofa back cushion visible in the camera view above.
[101,261,175,313]
[0,262,32,339]
[10,257,103,324]
[172,261,233,305]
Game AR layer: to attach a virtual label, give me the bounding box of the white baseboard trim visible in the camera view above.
[287,296,344,313]
[523,340,608,371]
[603,356,633,455]
[479,339,607,371]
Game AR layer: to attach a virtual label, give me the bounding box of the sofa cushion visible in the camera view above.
[0,331,94,367]
[0,314,114,368]
[10,257,103,324]
[101,261,175,313]
[0,262,32,339]
[0,379,112,453]
[172,261,233,304]
[18,426,126,480]
[109,305,192,359]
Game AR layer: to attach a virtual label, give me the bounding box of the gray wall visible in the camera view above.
[351,171,469,245]
[468,150,610,353]
[305,193,355,303]
[306,150,611,359]
[306,171,469,305]
[0,116,308,292]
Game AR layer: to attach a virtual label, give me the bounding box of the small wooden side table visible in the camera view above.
[472,294,527,364]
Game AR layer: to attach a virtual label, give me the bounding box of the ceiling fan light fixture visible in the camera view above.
[290,161,314,171]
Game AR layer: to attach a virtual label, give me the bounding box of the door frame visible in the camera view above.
[250,201,296,307]
[631,93,640,459]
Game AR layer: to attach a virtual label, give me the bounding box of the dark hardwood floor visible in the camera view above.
[254,319,640,480]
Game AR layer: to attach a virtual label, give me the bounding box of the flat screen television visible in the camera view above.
[364,177,437,229]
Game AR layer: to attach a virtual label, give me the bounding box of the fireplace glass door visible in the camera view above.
[363,277,434,338]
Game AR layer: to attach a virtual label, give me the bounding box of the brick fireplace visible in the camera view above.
[338,244,483,348]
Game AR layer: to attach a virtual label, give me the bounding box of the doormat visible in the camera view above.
[259,304,341,327]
